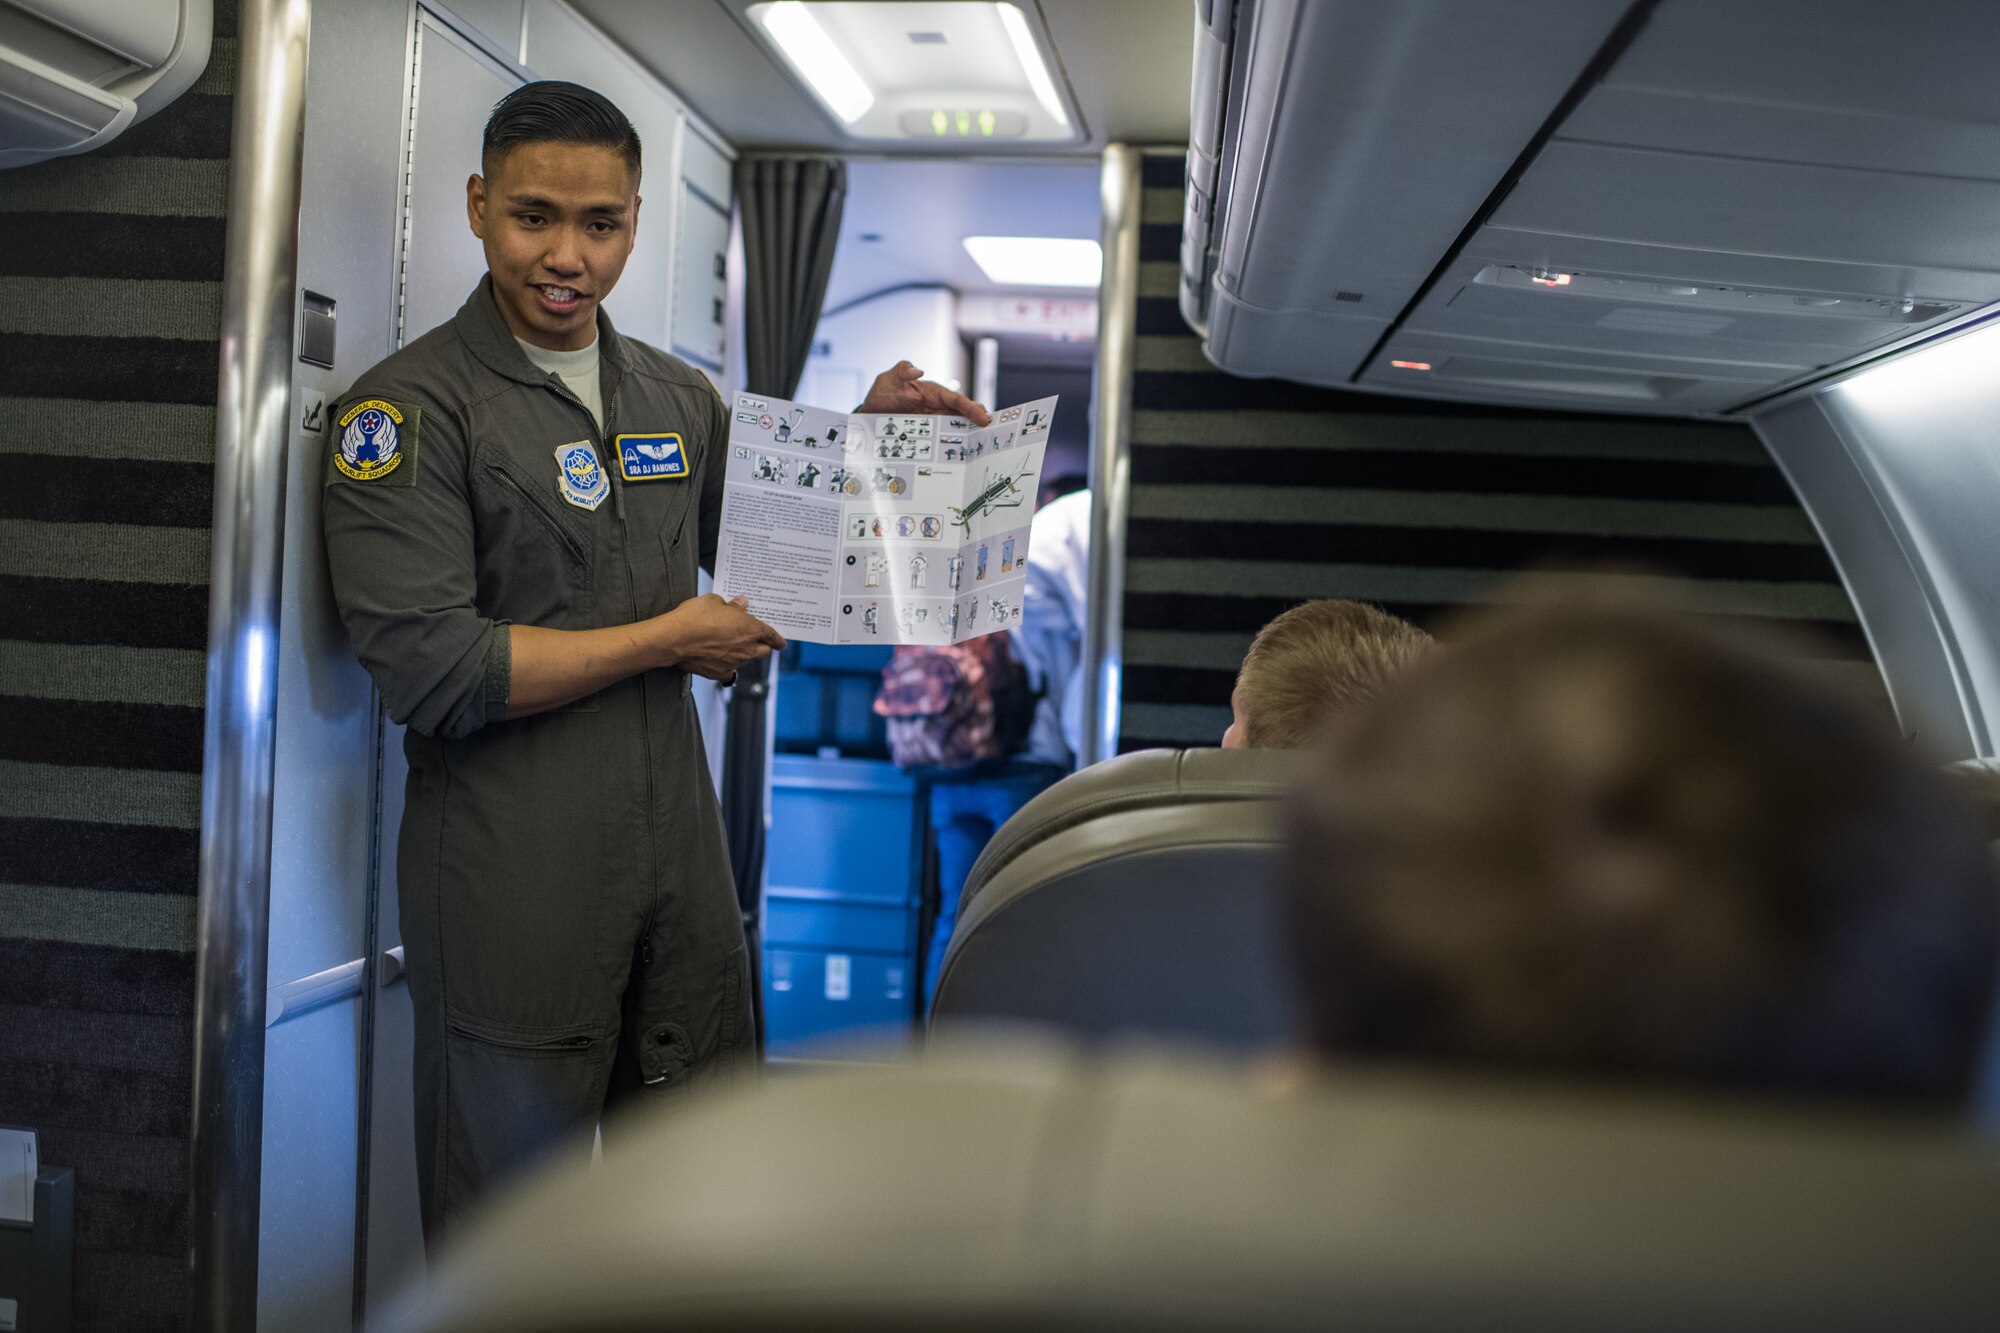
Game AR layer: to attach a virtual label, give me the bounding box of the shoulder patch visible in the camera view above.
[329,399,420,486]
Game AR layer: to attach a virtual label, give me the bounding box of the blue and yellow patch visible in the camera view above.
[617,432,688,481]
[332,398,419,485]
[554,440,609,511]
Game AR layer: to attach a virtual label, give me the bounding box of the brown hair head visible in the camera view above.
[1285,597,1998,1104]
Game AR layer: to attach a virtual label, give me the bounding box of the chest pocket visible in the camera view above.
[624,463,696,618]
[473,447,595,624]
[658,491,697,609]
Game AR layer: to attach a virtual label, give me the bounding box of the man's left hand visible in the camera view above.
[856,361,991,425]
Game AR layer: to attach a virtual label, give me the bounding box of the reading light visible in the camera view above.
[964,236,1102,288]
[759,1,875,124]
[996,2,1069,129]
[745,2,1077,142]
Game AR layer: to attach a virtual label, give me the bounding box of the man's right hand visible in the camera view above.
[658,594,786,681]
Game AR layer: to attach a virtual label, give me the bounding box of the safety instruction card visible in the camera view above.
[714,393,1057,644]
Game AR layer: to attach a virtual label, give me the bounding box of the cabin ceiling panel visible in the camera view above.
[1603,0,2000,131]
[1394,242,1998,389]
[1358,335,1774,416]
[1456,232,2000,318]
[1561,87,2000,182]
[567,0,1192,153]
[1419,289,1844,371]
[1492,142,2000,277]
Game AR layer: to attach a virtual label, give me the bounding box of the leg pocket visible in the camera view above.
[715,945,746,1078]
[441,1010,611,1220]
[629,944,753,1100]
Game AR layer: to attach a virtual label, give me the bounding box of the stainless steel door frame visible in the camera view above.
[1082,144,1143,767]
[189,0,313,1328]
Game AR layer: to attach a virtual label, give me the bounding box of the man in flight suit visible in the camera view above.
[322,81,984,1238]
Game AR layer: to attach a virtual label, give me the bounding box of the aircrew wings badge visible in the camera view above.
[617,432,688,481]
[331,399,419,486]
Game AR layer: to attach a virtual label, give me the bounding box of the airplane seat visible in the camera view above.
[1943,759,2000,843]
[395,1043,2000,1333]
[1943,760,2000,1121]
[930,748,1303,1048]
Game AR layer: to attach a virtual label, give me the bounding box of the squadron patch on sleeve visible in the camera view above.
[616,432,689,481]
[330,399,420,486]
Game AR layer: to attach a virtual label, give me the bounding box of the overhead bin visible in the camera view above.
[1188,0,2000,417]
[1181,0,1628,384]
[0,0,212,169]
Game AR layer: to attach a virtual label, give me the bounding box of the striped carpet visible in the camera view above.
[1119,151,1883,751]
[0,11,237,1330]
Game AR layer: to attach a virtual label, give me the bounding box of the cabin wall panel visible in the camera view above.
[0,5,239,1331]
[260,0,439,1327]
[521,0,688,352]
[1119,152,1885,753]
[1784,324,2000,759]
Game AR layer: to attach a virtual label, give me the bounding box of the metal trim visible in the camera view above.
[188,0,312,1327]
[1081,144,1143,767]
[264,958,367,1029]
[1723,300,2000,418]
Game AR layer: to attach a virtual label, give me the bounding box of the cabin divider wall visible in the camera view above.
[0,6,240,1331]
[1116,151,1885,752]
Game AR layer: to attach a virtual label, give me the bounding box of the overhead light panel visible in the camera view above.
[743,2,1080,143]
[995,2,1068,129]
[964,236,1102,288]
[757,1,875,124]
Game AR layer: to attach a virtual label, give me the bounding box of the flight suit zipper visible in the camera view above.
[602,373,665,973]
[544,366,667,981]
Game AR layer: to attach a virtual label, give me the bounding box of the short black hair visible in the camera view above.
[482,80,641,181]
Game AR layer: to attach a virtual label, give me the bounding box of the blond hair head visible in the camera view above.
[1232,600,1433,749]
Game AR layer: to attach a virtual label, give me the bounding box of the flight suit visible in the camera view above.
[323,279,752,1236]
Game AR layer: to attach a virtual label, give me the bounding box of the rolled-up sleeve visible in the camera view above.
[322,391,510,739]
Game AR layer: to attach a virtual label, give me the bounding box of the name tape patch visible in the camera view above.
[330,398,420,486]
[617,432,688,481]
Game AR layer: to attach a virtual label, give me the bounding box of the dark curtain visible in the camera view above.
[736,156,848,398]
[722,157,847,1049]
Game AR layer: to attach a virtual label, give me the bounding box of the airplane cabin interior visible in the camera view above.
[3,0,2000,1329]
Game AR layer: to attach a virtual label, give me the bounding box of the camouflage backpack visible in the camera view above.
[873,633,1036,776]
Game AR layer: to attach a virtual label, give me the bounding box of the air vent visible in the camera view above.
[906,30,947,43]
[1471,265,1957,324]
[1598,307,1734,337]
[1334,290,1364,303]
[1432,356,1701,402]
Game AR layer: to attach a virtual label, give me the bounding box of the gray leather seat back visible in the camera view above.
[398,1046,2000,1333]
[1946,760,2000,1119]
[932,749,1303,1048]
[964,747,1303,891]
[1944,758,2000,842]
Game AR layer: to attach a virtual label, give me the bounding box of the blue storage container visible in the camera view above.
[762,755,925,1057]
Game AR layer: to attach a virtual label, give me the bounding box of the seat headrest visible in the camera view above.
[965,747,1304,905]
[396,1042,2000,1332]
[1943,759,2000,842]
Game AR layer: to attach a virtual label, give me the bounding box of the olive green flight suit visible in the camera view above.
[323,280,752,1236]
